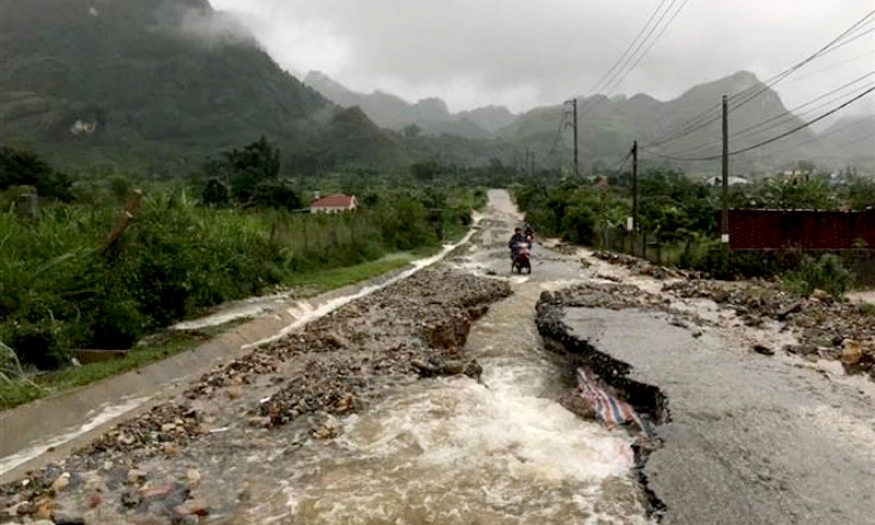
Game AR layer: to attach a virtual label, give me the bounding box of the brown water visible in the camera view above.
[228,191,652,524]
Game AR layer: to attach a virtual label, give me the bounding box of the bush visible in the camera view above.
[784,254,853,300]
[0,182,478,369]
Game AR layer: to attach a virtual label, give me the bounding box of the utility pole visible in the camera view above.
[531,152,536,176]
[721,94,730,244]
[632,140,639,234]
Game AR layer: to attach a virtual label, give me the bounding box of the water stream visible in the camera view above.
[236,283,650,524]
[232,191,652,524]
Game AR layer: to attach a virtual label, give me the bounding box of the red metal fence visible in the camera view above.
[728,209,875,251]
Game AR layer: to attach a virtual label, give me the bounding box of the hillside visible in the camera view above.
[812,116,875,167]
[498,71,827,173]
[304,71,516,139]
[0,0,407,173]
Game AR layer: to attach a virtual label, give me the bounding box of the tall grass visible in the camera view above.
[0,187,473,369]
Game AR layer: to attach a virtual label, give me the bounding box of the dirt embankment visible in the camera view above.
[592,251,875,380]
[0,269,510,525]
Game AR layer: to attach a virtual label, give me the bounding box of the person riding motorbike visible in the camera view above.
[509,227,527,260]
[523,226,534,248]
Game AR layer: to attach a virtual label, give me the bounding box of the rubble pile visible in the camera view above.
[591,251,705,280]
[540,282,670,312]
[598,251,875,379]
[0,269,511,524]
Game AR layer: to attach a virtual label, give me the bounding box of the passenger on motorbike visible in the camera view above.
[508,227,526,260]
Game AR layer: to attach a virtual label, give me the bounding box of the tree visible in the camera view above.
[202,178,231,208]
[411,160,443,182]
[248,181,302,210]
[402,124,421,139]
[222,136,281,203]
[0,146,73,201]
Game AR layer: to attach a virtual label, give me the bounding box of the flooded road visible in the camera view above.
[1,190,652,525]
[230,190,651,524]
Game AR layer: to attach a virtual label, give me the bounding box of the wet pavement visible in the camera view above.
[5,189,873,524]
[557,294,875,524]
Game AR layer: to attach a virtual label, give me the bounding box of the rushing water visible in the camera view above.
[241,278,651,524]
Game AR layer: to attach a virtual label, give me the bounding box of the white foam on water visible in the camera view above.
[0,396,150,476]
[270,374,647,525]
[1,221,480,479]
[172,291,292,331]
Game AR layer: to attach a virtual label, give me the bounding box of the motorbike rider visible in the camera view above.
[509,227,526,260]
[524,225,535,246]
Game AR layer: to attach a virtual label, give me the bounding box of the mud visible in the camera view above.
[0,269,510,524]
[592,250,875,379]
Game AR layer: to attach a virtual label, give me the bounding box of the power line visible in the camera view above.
[582,0,673,99]
[729,19,875,113]
[581,0,692,117]
[768,115,875,156]
[546,107,569,161]
[658,72,875,157]
[589,0,693,112]
[611,149,635,173]
[783,49,875,86]
[641,85,875,162]
[643,10,875,148]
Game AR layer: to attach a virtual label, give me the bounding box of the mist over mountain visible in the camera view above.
[0,0,868,176]
[304,71,517,139]
[0,0,408,173]
[811,116,875,167]
[493,71,868,173]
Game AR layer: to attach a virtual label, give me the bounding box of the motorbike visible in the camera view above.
[511,242,532,274]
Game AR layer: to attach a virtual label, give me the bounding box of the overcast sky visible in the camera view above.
[210,0,874,117]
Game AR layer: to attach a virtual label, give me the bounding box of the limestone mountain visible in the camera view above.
[457,106,518,134]
[0,0,404,173]
[811,116,875,167]
[498,71,827,173]
[304,71,518,139]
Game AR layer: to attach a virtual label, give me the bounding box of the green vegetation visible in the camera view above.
[514,166,872,291]
[0,324,237,410]
[0,140,484,379]
[783,254,853,301]
[284,255,413,296]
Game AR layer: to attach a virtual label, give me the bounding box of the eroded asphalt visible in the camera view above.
[543,272,875,524]
[3,189,874,524]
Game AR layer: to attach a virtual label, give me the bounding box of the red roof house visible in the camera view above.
[310,193,358,213]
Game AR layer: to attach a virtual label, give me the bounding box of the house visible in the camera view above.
[706,175,749,186]
[310,193,358,213]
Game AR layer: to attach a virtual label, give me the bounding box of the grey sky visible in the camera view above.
[210,0,874,117]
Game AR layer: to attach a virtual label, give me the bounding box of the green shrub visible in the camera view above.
[0,183,478,369]
[784,254,853,300]
[3,319,68,369]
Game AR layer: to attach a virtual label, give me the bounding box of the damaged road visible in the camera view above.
[538,278,875,525]
[0,269,510,524]
[6,188,874,524]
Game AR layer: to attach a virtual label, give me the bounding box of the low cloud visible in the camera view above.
[210,0,875,114]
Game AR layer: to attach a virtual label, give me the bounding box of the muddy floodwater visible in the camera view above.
[239,288,649,524]
[1,190,652,525]
[226,191,651,524]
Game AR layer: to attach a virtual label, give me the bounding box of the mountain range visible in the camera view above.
[0,0,871,175]
[305,70,874,173]
[303,71,516,139]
